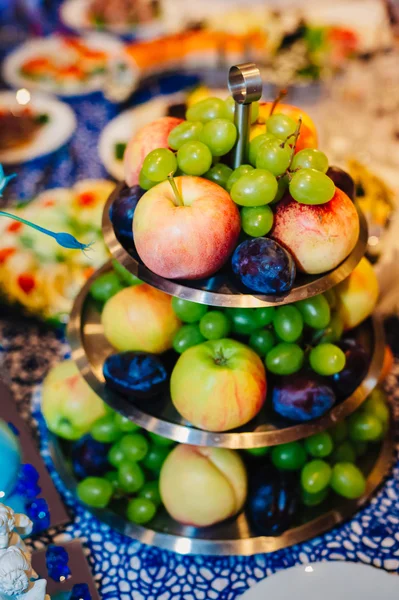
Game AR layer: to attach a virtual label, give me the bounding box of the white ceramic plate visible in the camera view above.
[240,561,399,600]
[60,0,164,39]
[99,89,227,180]
[2,33,123,97]
[0,91,77,164]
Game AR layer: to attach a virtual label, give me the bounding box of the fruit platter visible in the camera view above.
[38,62,394,557]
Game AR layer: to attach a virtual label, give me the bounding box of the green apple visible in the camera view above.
[170,338,267,432]
[42,360,107,440]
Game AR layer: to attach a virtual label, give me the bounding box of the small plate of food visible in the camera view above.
[2,33,123,97]
[0,91,77,164]
[60,0,164,38]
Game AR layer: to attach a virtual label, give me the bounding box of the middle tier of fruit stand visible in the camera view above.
[67,261,385,449]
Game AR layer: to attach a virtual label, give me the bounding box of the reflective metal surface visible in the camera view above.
[49,424,395,556]
[102,169,368,309]
[67,262,385,449]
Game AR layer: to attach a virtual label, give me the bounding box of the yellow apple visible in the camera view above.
[336,257,379,329]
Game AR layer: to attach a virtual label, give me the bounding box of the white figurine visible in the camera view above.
[0,505,33,555]
[0,505,49,600]
[0,547,50,600]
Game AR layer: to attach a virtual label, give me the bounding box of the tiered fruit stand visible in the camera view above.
[50,64,394,556]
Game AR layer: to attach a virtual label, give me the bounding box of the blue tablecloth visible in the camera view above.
[1,8,399,599]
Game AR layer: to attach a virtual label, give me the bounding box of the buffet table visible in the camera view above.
[1,4,399,599]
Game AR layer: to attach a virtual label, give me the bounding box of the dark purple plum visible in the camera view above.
[273,373,336,421]
[103,351,167,399]
[71,435,110,480]
[109,185,145,243]
[231,238,296,294]
[329,339,369,398]
[246,464,299,535]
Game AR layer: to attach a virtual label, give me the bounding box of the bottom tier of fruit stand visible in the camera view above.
[49,422,394,556]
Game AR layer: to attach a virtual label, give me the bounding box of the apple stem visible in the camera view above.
[269,89,287,116]
[168,173,184,207]
[286,117,302,170]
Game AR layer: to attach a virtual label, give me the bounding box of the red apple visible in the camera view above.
[271,188,359,274]
[170,338,266,431]
[124,116,183,186]
[133,176,241,280]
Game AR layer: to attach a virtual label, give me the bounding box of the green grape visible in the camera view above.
[318,312,344,344]
[168,121,203,150]
[225,308,258,335]
[108,442,126,468]
[245,446,270,457]
[118,461,145,493]
[139,170,157,190]
[119,434,149,462]
[256,140,291,176]
[90,272,124,303]
[362,389,389,426]
[296,295,331,330]
[114,413,141,433]
[171,297,208,322]
[230,169,278,207]
[254,306,275,327]
[199,311,231,340]
[289,169,335,205]
[330,421,348,444]
[353,441,368,457]
[142,445,170,473]
[91,415,122,444]
[204,163,233,189]
[348,413,383,442]
[301,460,332,494]
[273,305,303,342]
[142,148,177,182]
[330,463,366,499]
[104,471,121,492]
[112,261,141,287]
[148,432,175,447]
[138,481,162,507]
[127,498,157,524]
[304,432,334,458]
[331,441,356,464]
[266,114,297,141]
[226,164,254,191]
[291,148,329,173]
[77,477,113,508]
[302,488,329,507]
[309,343,346,376]
[199,118,237,156]
[271,442,307,471]
[186,97,229,123]
[265,343,304,375]
[249,329,276,356]
[225,96,259,124]
[177,141,212,176]
[248,133,276,166]
[271,174,289,204]
[172,324,205,354]
[241,205,274,237]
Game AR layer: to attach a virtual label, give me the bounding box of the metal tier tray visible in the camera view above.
[68,262,385,449]
[102,168,368,308]
[49,424,394,556]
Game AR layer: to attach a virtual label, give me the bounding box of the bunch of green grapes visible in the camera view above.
[171,289,346,378]
[139,96,337,242]
[245,388,390,504]
[76,412,175,525]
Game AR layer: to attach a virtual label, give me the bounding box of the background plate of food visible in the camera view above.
[0,91,77,164]
[60,0,164,38]
[2,33,123,97]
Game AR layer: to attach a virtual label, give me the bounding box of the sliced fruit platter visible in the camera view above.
[103,83,367,306]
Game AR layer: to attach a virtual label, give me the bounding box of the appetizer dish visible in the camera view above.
[2,34,122,96]
[0,180,114,323]
[0,91,76,164]
[61,0,163,37]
